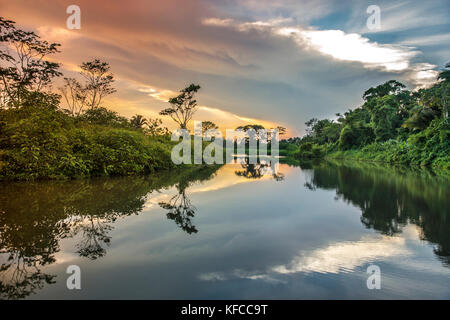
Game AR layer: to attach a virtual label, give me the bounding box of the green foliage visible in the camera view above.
[362,80,406,101]
[289,73,449,172]
[76,107,130,128]
[0,17,62,108]
[338,123,374,150]
[304,118,342,144]
[0,105,74,179]
[130,114,147,129]
[278,141,299,156]
[369,95,403,142]
[0,105,175,180]
[293,142,324,159]
[329,119,449,170]
[0,20,191,181]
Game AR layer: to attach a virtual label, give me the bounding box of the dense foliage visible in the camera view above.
[289,72,450,171]
[0,96,175,180]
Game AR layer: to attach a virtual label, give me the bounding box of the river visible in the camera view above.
[0,160,449,299]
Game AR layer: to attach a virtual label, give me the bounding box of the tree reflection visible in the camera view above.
[0,253,56,300]
[159,183,197,234]
[301,160,450,266]
[235,157,284,181]
[71,217,112,259]
[0,165,220,299]
[158,165,221,234]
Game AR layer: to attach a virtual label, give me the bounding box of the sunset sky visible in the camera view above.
[2,0,449,136]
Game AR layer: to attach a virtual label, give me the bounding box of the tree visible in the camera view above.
[403,105,439,130]
[276,126,286,136]
[78,107,129,127]
[80,59,116,110]
[159,182,198,234]
[362,80,406,102]
[304,118,341,144]
[130,114,148,129]
[159,84,201,129]
[202,120,218,134]
[59,77,87,116]
[339,123,374,150]
[368,95,402,142]
[145,118,170,136]
[0,17,62,108]
[437,62,450,119]
[236,124,266,143]
[58,59,116,114]
[236,124,265,132]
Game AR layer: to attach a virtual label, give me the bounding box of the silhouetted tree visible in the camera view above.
[160,84,201,129]
[0,17,62,108]
[130,114,148,129]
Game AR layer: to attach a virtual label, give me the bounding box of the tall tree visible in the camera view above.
[362,80,406,102]
[80,59,116,110]
[0,17,62,108]
[160,84,201,129]
[58,59,116,114]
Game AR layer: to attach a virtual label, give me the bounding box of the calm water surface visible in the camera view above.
[0,160,449,299]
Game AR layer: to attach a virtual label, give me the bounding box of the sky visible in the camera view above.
[1,0,449,136]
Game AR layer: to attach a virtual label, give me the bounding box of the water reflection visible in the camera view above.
[235,157,284,181]
[0,165,220,299]
[0,159,449,299]
[298,159,450,266]
[159,166,220,234]
[159,184,197,234]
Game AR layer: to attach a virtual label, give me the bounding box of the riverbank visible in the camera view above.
[326,148,449,174]
[290,118,449,174]
[0,104,177,181]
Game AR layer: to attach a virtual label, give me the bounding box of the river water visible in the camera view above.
[0,160,449,299]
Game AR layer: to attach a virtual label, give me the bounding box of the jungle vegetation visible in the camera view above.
[285,73,449,171]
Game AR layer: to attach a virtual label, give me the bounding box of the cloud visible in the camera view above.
[197,105,278,129]
[202,17,439,86]
[37,26,81,41]
[292,29,417,71]
[398,33,450,47]
[272,235,409,274]
[4,0,448,136]
[407,63,440,88]
[135,84,281,131]
[369,1,449,33]
[138,87,178,102]
[195,234,409,282]
[198,269,285,284]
